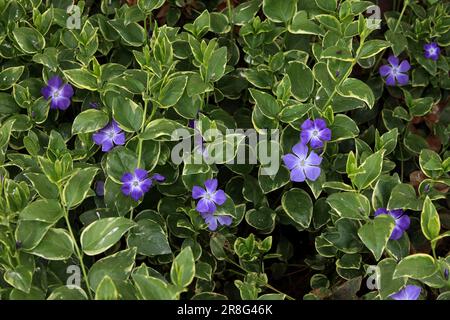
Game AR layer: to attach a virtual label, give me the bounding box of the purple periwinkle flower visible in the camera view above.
[444,268,449,280]
[192,179,226,214]
[41,76,74,110]
[423,42,441,61]
[92,120,126,152]
[282,143,322,182]
[89,102,99,109]
[300,118,331,149]
[121,169,165,201]
[95,181,105,196]
[374,208,410,240]
[379,56,410,86]
[389,285,421,300]
[200,212,233,231]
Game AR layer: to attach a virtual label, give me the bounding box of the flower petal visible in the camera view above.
[309,136,324,149]
[41,86,52,100]
[212,189,226,205]
[101,139,114,152]
[121,173,134,183]
[305,151,322,166]
[385,74,396,86]
[92,132,107,145]
[396,214,410,231]
[389,209,404,219]
[290,167,306,182]
[387,55,399,67]
[197,198,216,213]
[217,215,233,226]
[282,153,299,170]
[204,179,218,193]
[47,76,63,89]
[301,119,314,131]
[398,60,410,72]
[112,132,126,145]
[192,186,206,199]
[60,83,74,99]
[390,226,404,240]
[130,187,144,201]
[52,97,71,110]
[374,208,388,216]
[314,118,327,130]
[379,65,392,77]
[204,214,218,231]
[304,165,321,181]
[139,178,153,193]
[396,73,409,86]
[121,183,131,196]
[319,128,331,141]
[151,174,165,182]
[291,142,308,159]
[134,168,148,181]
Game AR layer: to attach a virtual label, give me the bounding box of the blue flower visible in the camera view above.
[379,56,410,86]
[374,208,410,240]
[424,42,440,61]
[92,120,126,152]
[41,76,74,110]
[192,179,226,214]
[282,143,322,182]
[390,285,421,300]
[300,118,331,149]
[121,169,165,201]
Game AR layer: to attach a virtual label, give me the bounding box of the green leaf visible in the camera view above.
[95,276,119,300]
[63,69,98,91]
[137,0,165,13]
[63,167,99,208]
[387,183,422,211]
[108,20,145,47]
[249,88,280,119]
[24,173,59,199]
[72,109,109,134]
[338,78,375,109]
[326,192,371,220]
[289,11,324,35]
[132,274,178,300]
[0,66,24,90]
[88,247,137,291]
[358,215,395,261]
[157,75,188,108]
[47,286,88,300]
[278,103,313,123]
[245,207,276,231]
[286,62,314,101]
[377,258,407,300]
[19,199,63,224]
[262,0,296,23]
[205,47,227,82]
[171,247,195,288]
[4,265,34,294]
[112,96,144,132]
[329,114,359,141]
[393,254,438,280]
[127,219,172,256]
[12,27,45,54]
[358,40,390,59]
[81,217,136,256]
[29,228,74,260]
[321,46,353,61]
[140,119,189,141]
[281,188,313,228]
[15,220,51,250]
[419,149,443,178]
[352,150,385,190]
[315,0,337,12]
[420,197,441,241]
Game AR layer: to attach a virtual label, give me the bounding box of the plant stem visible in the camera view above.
[58,185,92,299]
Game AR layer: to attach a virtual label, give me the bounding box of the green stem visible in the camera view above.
[226,0,233,26]
[58,185,92,299]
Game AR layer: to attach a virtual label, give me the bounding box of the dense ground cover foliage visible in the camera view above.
[0,0,449,300]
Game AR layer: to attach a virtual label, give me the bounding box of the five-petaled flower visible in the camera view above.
[423,42,441,61]
[41,75,74,110]
[200,212,233,231]
[282,143,322,182]
[121,169,165,201]
[379,56,410,86]
[374,208,410,240]
[92,120,126,152]
[192,179,226,214]
[390,285,421,300]
[300,118,331,149]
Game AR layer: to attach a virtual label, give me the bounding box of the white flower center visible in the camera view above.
[391,66,399,76]
[132,180,140,187]
[429,48,436,55]
[108,130,116,138]
[312,130,319,137]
